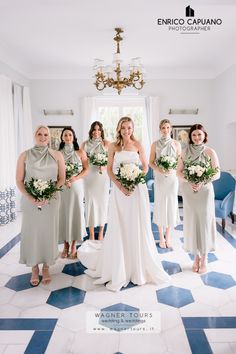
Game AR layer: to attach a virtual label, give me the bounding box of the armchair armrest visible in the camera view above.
[221,191,235,209]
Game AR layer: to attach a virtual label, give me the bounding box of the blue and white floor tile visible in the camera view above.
[0,212,236,353]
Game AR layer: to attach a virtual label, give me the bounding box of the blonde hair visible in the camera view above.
[115,117,136,147]
[34,125,51,147]
[159,119,172,130]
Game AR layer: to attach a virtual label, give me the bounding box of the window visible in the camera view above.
[94,97,148,150]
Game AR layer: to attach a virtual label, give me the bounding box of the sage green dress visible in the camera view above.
[58,144,86,242]
[83,138,110,227]
[20,146,60,266]
[153,137,179,228]
[182,144,216,256]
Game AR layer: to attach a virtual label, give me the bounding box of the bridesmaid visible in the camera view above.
[81,121,110,240]
[59,127,89,259]
[16,125,65,286]
[177,123,220,273]
[149,119,181,248]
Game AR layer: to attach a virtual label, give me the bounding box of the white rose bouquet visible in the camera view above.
[24,178,62,210]
[183,156,219,191]
[89,152,108,174]
[65,162,80,181]
[116,163,146,192]
[156,155,178,174]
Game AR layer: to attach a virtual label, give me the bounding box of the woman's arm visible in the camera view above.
[137,142,148,174]
[56,151,66,188]
[107,143,130,195]
[206,147,220,181]
[149,142,158,172]
[16,152,35,202]
[176,154,186,182]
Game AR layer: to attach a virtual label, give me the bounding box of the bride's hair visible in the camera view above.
[115,117,136,148]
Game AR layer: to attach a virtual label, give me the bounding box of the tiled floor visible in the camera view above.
[0,211,236,354]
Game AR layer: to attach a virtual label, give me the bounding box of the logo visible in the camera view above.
[186,5,194,17]
[156,5,222,34]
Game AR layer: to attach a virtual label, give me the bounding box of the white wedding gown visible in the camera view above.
[77,151,170,291]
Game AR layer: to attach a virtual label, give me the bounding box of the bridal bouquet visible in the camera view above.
[65,162,80,180]
[183,156,219,188]
[116,163,146,192]
[89,152,108,174]
[156,155,178,174]
[25,178,62,210]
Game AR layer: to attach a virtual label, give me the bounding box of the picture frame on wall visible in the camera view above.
[48,126,71,150]
[172,125,191,149]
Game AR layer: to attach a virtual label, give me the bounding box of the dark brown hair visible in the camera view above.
[59,127,79,150]
[189,124,208,144]
[88,121,105,140]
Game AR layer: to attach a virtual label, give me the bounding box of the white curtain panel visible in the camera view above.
[79,97,97,142]
[145,96,160,142]
[22,86,33,149]
[0,75,16,225]
[13,85,33,211]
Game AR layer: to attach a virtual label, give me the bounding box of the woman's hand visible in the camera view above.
[191,183,202,192]
[117,182,132,196]
[66,175,77,188]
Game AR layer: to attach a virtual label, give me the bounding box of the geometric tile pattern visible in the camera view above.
[201,271,236,289]
[47,286,86,309]
[156,286,194,308]
[161,260,182,275]
[182,317,236,354]
[5,273,42,291]
[0,233,21,258]
[62,262,87,276]
[100,303,140,331]
[0,318,57,354]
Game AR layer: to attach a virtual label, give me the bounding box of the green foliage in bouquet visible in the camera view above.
[183,156,219,184]
[65,162,80,180]
[116,163,146,192]
[156,155,177,172]
[25,178,62,201]
[89,152,108,167]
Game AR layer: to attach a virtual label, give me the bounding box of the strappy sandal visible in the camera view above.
[61,243,69,258]
[42,265,51,284]
[30,265,40,287]
[159,241,166,249]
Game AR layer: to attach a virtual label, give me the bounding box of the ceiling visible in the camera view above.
[0,0,236,80]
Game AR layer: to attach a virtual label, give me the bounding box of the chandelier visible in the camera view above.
[93,28,145,95]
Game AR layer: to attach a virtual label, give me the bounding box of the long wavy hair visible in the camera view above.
[34,125,51,147]
[189,123,208,144]
[88,121,105,140]
[115,117,136,148]
[59,127,79,150]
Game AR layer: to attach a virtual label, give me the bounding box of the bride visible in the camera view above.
[78,117,170,291]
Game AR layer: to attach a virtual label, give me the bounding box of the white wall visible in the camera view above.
[213,63,236,170]
[30,79,97,141]
[30,77,215,145]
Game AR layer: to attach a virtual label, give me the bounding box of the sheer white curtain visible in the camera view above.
[145,96,160,143]
[0,75,16,225]
[13,84,33,211]
[79,97,97,142]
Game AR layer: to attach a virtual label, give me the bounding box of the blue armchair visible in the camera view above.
[146,168,154,203]
[212,171,235,230]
